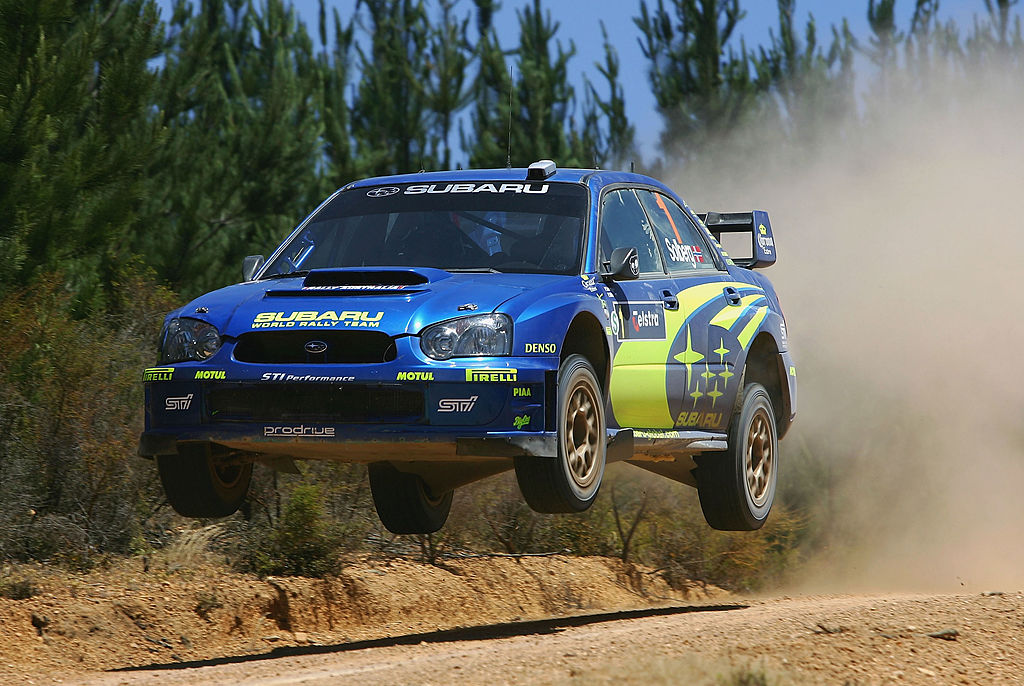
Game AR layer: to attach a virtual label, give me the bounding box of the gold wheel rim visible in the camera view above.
[564,382,601,489]
[745,407,774,508]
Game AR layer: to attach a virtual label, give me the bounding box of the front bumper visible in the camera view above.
[138,426,558,461]
[141,355,556,461]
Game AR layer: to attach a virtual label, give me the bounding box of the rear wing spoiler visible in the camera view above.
[696,210,776,269]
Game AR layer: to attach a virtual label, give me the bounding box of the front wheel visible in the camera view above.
[694,382,778,531]
[368,462,453,534]
[515,354,606,513]
[157,443,252,518]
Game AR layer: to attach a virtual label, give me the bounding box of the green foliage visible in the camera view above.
[136,0,325,297]
[0,0,163,312]
[236,465,375,578]
[350,0,434,175]
[463,0,633,169]
[718,667,774,686]
[586,23,637,169]
[636,0,760,162]
[0,571,39,600]
[0,271,175,568]
[317,0,357,187]
[241,483,342,577]
[425,0,473,170]
[439,468,802,592]
[462,0,512,168]
[508,0,579,166]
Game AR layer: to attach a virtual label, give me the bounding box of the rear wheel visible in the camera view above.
[157,443,252,518]
[369,462,453,534]
[694,382,778,530]
[515,354,606,513]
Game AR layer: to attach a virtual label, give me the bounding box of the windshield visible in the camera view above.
[261,182,588,277]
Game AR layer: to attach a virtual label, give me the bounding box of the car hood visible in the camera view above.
[180,268,565,337]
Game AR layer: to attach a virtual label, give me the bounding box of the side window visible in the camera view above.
[637,190,718,273]
[599,189,664,275]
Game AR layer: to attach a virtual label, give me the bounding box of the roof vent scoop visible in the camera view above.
[526,159,556,181]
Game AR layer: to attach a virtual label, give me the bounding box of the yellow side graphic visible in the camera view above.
[609,304,687,427]
[610,281,765,428]
[708,294,766,331]
[737,307,769,349]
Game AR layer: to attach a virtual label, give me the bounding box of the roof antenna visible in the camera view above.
[630,160,635,173]
[506,66,514,168]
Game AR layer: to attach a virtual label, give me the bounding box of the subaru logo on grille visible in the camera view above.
[366,186,400,198]
[304,340,328,354]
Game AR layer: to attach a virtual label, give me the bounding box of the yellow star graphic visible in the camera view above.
[714,338,730,361]
[673,327,704,364]
[690,387,704,405]
[708,382,723,407]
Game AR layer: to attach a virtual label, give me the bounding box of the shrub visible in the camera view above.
[0,272,174,568]
[240,483,344,578]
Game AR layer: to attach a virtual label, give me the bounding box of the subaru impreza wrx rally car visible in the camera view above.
[140,160,796,534]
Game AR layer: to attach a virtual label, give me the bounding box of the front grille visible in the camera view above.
[233,331,396,364]
[207,384,424,423]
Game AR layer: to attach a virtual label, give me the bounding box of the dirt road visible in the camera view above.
[3,556,1021,685]
[67,592,1024,685]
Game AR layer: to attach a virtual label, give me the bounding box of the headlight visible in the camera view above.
[161,317,222,363]
[420,314,512,360]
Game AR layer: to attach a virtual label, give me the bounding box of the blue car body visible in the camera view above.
[141,164,796,526]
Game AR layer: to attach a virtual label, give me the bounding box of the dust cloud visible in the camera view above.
[668,66,1024,591]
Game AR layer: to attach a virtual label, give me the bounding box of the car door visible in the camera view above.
[598,188,679,429]
[635,189,747,431]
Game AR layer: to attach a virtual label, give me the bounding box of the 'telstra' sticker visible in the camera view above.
[615,304,666,340]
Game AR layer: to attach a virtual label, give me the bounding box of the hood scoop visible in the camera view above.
[266,269,431,297]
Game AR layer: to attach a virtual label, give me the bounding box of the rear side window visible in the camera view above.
[598,189,664,275]
[637,190,717,273]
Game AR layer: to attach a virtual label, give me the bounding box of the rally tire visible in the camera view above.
[157,443,252,518]
[369,462,453,534]
[694,383,778,531]
[515,354,606,513]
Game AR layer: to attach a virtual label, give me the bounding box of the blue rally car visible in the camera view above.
[140,161,796,534]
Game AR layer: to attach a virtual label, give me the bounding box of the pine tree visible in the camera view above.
[463,0,513,168]
[585,22,637,169]
[350,0,434,175]
[317,0,357,187]
[508,0,579,166]
[0,0,163,310]
[755,1,856,141]
[636,0,765,164]
[139,0,324,296]
[425,0,472,170]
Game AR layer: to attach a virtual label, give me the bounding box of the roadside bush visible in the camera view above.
[0,568,40,600]
[238,483,346,578]
[0,272,175,568]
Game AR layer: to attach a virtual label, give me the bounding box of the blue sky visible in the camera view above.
[154,0,985,161]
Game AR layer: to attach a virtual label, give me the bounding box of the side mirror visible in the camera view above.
[242,255,265,281]
[602,246,640,281]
